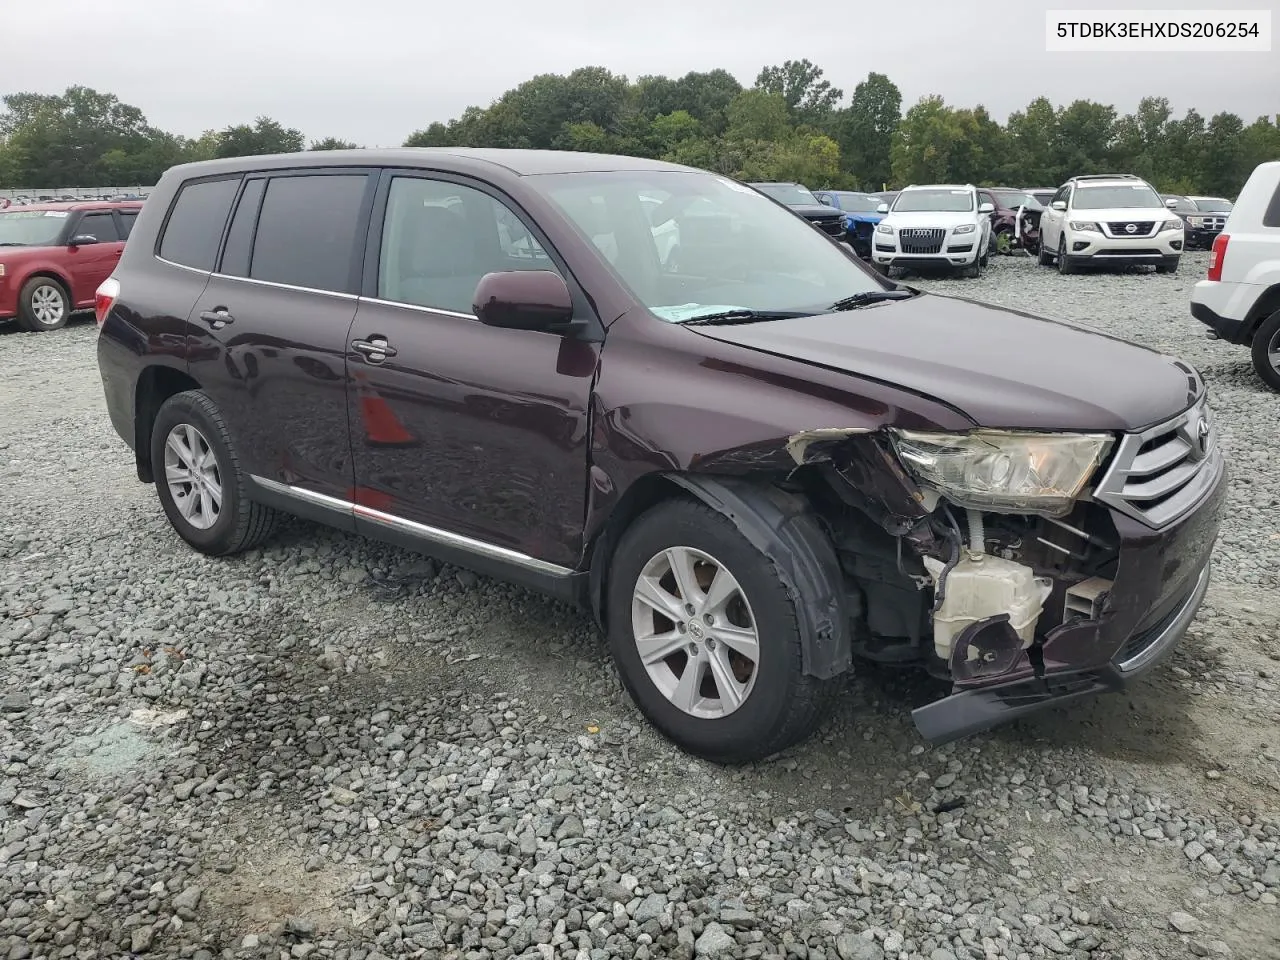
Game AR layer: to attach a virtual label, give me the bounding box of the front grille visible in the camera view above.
[810,216,846,238]
[1093,248,1161,256]
[899,228,945,254]
[1105,221,1155,237]
[1093,397,1222,529]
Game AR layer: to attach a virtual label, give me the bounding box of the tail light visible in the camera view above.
[94,277,120,327]
[1207,234,1229,282]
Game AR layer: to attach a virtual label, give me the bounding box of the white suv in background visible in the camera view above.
[872,184,993,278]
[1190,160,1280,392]
[1038,174,1184,274]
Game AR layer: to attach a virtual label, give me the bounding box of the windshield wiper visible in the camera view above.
[680,309,810,326]
[827,289,917,311]
[0,242,28,247]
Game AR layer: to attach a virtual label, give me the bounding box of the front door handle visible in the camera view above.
[199,308,234,329]
[351,337,397,363]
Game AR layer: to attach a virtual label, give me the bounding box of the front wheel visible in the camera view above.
[994,229,1015,256]
[1251,310,1280,393]
[1155,257,1179,275]
[150,390,282,555]
[16,277,71,332]
[1038,237,1054,266]
[606,499,839,763]
[1057,238,1077,274]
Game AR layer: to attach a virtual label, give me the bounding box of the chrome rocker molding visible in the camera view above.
[249,475,574,579]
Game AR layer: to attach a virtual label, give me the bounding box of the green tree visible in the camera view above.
[1,86,152,185]
[1005,97,1058,186]
[754,59,843,124]
[215,116,305,158]
[835,72,900,189]
[310,137,360,150]
[726,90,792,143]
[891,95,962,185]
[1051,100,1117,182]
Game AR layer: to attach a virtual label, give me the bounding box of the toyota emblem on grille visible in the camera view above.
[1124,223,1137,234]
[1195,416,1210,455]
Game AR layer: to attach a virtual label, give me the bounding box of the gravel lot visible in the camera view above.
[1,252,1277,960]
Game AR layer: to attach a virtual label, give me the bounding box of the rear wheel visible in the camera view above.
[150,390,281,555]
[606,498,839,763]
[1251,309,1280,393]
[16,277,70,332]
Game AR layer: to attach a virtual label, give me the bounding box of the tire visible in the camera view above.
[16,276,71,332]
[1155,257,1179,275]
[150,390,281,555]
[1038,238,1054,266]
[1057,238,1076,275]
[993,229,1015,256]
[1251,309,1280,393]
[605,498,839,763]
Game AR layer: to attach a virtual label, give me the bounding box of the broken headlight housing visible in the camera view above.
[890,430,1114,517]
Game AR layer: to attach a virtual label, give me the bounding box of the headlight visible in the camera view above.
[1068,221,1100,232]
[1187,216,1205,227]
[890,430,1113,517]
[953,224,975,235]
[875,223,894,235]
[1160,219,1184,232]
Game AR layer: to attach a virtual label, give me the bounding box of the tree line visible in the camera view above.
[3,66,1277,196]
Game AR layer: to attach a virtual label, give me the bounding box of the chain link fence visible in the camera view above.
[2,185,153,199]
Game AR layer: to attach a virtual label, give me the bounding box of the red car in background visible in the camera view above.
[0,200,143,331]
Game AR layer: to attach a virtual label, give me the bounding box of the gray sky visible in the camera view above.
[8,0,1278,144]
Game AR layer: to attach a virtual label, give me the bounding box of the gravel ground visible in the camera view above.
[1,251,1277,960]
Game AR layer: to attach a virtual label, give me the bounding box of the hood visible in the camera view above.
[685,293,1197,432]
[884,210,980,227]
[1074,206,1175,225]
[843,211,884,224]
[786,204,846,220]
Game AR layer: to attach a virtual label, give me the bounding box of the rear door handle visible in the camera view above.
[199,308,234,329]
[351,337,397,362]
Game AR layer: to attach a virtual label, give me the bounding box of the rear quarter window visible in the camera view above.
[158,178,241,271]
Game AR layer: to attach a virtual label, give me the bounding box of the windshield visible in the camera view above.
[751,182,820,206]
[892,189,975,213]
[1073,184,1164,210]
[991,190,1042,211]
[530,170,884,322]
[1163,195,1197,212]
[1191,197,1232,212]
[0,210,69,246]
[833,192,882,213]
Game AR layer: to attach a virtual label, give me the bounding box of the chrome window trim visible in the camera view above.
[359,296,475,320]
[249,476,572,577]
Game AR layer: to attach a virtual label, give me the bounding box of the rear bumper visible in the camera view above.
[1191,299,1251,343]
[1191,280,1257,345]
[913,560,1211,742]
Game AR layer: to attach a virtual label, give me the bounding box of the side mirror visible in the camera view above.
[473,270,575,332]
[69,234,99,246]
[1164,198,1178,208]
[876,202,889,214]
[1051,200,1067,211]
[978,202,994,214]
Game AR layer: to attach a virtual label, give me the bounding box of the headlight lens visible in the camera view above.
[875,223,894,234]
[890,430,1113,516]
[1187,216,1205,227]
[953,224,976,235]
[1069,221,1100,232]
[1160,218,1184,232]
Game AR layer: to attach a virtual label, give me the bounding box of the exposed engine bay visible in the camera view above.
[788,428,1122,687]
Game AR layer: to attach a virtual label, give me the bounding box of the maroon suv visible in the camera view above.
[0,201,142,330]
[95,149,1224,762]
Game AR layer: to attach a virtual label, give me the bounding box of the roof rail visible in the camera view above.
[1069,173,1142,182]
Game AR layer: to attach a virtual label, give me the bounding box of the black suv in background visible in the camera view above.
[95,149,1223,763]
[747,181,848,240]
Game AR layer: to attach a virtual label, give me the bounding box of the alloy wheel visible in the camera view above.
[630,546,760,719]
[30,284,66,327]
[163,424,223,530]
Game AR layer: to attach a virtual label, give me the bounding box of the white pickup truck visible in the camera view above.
[1190,160,1280,392]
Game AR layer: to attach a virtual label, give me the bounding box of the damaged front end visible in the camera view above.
[786,421,1223,743]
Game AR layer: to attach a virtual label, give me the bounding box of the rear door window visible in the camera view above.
[159,177,240,271]
[249,174,368,293]
[77,212,120,243]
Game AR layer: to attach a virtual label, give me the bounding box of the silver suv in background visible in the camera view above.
[872,184,994,278]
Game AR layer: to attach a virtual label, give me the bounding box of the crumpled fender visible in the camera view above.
[666,474,853,681]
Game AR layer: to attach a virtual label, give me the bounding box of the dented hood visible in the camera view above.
[687,293,1197,431]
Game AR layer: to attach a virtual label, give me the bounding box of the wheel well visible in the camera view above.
[133,366,201,482]
[584,473,699,629]
[1245,284,1280,339]
[20,271,71,295]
